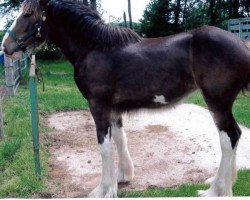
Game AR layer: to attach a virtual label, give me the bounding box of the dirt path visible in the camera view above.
[45,104,250,198]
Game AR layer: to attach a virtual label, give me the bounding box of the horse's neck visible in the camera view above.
[48,26,90,66]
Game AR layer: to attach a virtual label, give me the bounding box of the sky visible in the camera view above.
[0,0,151,30]
[101,0,150,23]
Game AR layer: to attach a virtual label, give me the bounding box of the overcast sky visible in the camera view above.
[0,0,151,30]
[101,0,150,23]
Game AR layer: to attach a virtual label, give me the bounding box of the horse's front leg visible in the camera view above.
[88,102,117,198]
[111,112,134,183]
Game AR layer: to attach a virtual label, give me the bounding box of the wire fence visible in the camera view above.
[0,52,28,138]
[3,53,28,96]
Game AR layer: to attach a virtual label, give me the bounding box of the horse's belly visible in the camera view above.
[111,85,195,112]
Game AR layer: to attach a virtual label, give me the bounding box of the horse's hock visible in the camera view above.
[46,104,250,197]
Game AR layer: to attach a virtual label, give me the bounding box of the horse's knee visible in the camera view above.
[213,111,241,149]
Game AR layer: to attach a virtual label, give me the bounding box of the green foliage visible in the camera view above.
[36,43,63,60]
[183,2,210,30]
[0,31,4,41]
[140,0,174,37]
[140,0,250,37]
[0,0,21,14]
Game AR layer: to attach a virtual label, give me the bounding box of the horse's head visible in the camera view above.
[1,0,48,57]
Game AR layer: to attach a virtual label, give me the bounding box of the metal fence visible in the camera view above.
[0,52,28,138]
[4,53,28,96]
[228,17,250,41]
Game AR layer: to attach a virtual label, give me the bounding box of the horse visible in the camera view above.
[1,0,250,197]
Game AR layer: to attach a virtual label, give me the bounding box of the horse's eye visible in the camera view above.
[23,13,32,18]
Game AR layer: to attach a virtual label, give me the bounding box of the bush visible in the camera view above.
[0,31,4,46]
[36,43,63,60]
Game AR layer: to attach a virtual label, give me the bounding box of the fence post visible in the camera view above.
[4,55,15,96]
[29,55,41,177]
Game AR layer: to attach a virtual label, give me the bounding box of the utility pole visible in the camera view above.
[128,0,133,29]
[123,11,128,27]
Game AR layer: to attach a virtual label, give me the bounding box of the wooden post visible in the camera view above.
[4,55,15,96]
[29,55,41,177]
[13,59,20,94]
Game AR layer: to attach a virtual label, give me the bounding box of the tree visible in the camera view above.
[209,0,216,25]
[90,0,97,10]
[83,0,88,6]
[140,0,173,37]
[79,0,97,10]
[232,0,240,18]
[128,0,133,29]
[0,0,21,14]
[174,0,181,32]
[140,0,250,37]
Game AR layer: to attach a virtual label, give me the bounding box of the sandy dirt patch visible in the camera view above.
[46,104,250,197]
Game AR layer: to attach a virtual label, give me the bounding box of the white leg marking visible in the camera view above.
[153,95,168,105]
[112,124,134,183]
[205,176,215,185]
[198,131,237,197]
[88,134,117,198]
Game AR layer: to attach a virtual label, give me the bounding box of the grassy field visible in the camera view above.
[0,60,87,197]
[0,59,249,197]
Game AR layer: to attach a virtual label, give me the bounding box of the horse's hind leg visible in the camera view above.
[111,112,134,183]
[198,91,241,197]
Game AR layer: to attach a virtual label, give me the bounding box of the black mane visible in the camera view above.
[45,0,141,50]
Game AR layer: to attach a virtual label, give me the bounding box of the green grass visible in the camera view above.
[120,184,209,197]
[186,90,250,127]
[0,59,87,197]
[0,59,249,197]
[120,169,250,197]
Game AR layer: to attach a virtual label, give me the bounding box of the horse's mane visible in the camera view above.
[21,0,141,50]
[21,0,41,19]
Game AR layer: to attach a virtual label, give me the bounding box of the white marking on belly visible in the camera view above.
[153,95,168,105]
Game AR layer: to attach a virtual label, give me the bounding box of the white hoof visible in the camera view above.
[198,187,232,197]
[117,162,134,183]
[88,184,118,198]
[205,176,215,185]
[198,189,216,197]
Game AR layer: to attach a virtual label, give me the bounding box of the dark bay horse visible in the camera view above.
[1,0,250,197]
